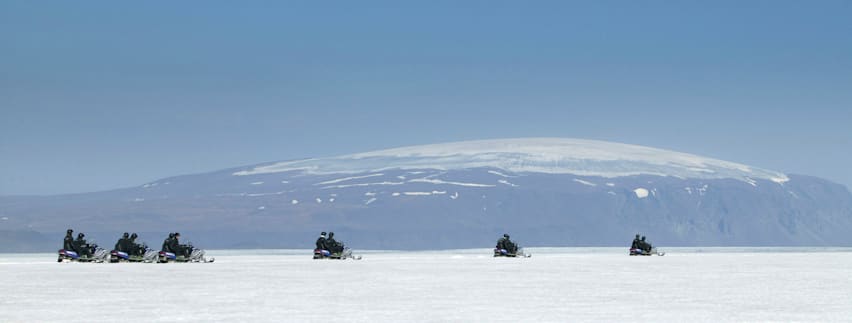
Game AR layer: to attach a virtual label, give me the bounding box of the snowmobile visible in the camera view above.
[313,245,361,260]
[493,247,531,258]
[158,244,214,263]
[629,247,665,256]
[57,243,109,263]
[109,244,160,263]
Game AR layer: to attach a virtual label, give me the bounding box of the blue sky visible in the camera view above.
[1,1,851,195]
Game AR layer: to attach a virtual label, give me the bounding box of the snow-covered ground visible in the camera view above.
[2,248,850,322]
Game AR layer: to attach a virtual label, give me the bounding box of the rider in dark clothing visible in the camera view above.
[74,233,92,257]
[631,234,641,249]
[169,232,190,257]
[63,229,79,253]
[639,236,652,252]
[497,234,517,254]
[128,233,144,256]
[315,232,328,250]
[115,232,130,253]
[326,232,343,253]
[162,233,174,252]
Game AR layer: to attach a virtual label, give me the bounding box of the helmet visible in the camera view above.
[130,233,137,239]
[320,232,327,236]
[77,233,85,239]
[122,232,129,238]
[174,232,180,237]
[503,233,509,238]
[168,233,175,238]
[641,236,646,241]
[67,229,73,234]
[328,232,334,238]
[635,234,640,238]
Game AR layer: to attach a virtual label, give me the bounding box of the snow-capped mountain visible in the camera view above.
[2,138,851,251]
[233,138,789,183]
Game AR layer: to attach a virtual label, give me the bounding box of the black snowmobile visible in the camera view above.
[493,246,531,258]
[629,247,665,256]
[313,242,361,260]
[110,243,160,263]
[158,243,214,263]
[58,243,109,263]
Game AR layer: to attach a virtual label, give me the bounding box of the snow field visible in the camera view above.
[1,249,850,322]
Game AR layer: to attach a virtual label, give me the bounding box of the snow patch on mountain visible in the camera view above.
[245,191,286,197]
[634,188,649,198]
[488,170,515,178]
[315,174,384,186]
[320,182,404,189]
[744,177,758,187]
[574,179,597,187]
[403,192,434,196]
[232,138,789,185]
[498,179,519,187]
[408,178,495,188]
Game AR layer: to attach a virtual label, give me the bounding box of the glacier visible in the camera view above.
[233,138,789,184]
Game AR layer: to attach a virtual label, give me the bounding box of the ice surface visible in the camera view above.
[2,249,850,322]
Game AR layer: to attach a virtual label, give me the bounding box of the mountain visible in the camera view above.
[2,138,851,252]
